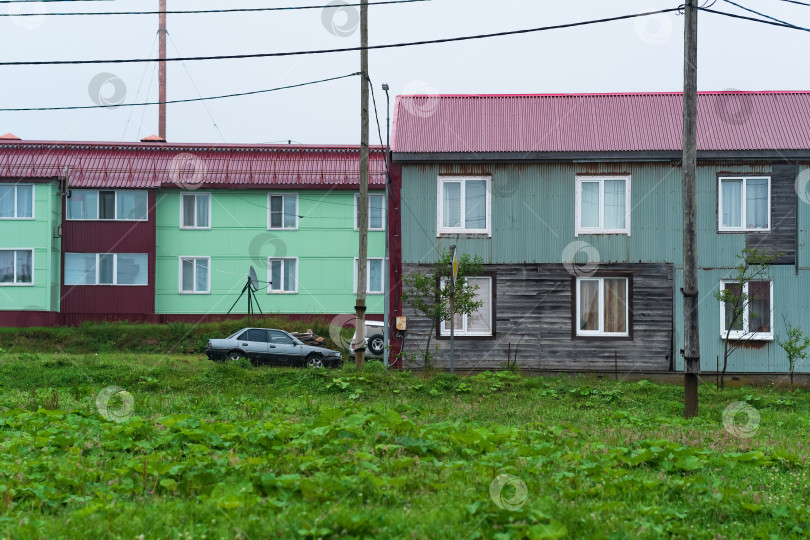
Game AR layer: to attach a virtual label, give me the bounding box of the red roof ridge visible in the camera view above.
[397,90,810,98]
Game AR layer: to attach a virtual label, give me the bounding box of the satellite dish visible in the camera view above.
[248,266,259,292]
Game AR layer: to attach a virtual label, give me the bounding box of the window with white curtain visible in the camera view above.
[355,193,385,231]
[576,277,630,337]
[180,193,211,229]
[268,194,297,230]
[440,276,493,336]
[718,177,770,231]
[0,249,33,285]
[65,253,148,285]
[179,257,210,293]
[720,280,773,340]
[268,258,297,293]
[354,258,384,294]
[0,184,34,219]
[437,176,491,236]
[67,190,147,221]
[575,176,631,235]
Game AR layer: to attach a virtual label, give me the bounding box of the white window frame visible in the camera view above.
[179,192,211,230]
[353,257,386,294]
[267,257,298,294]
[436,176,492,237]
[575,175,632,236]
[575,277,630,337]
[0,249,34,286]
[178,256,211,294]
[719,280,774,341]
[66,189,148,222]
[64,253,148,286]
[354,192,386,231]
[718,176,771,232]
[0,184,35,220]
[267,193,298,231]
[439,276,493,337]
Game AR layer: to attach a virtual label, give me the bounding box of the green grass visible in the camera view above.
[0,352,808,539]
[0,316,345,355]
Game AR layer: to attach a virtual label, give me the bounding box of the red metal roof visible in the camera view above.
[391,91,810,153]
[0,140,387,188]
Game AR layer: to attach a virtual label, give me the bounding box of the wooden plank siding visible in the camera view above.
[745,163,797,265]
[400,263,673,372]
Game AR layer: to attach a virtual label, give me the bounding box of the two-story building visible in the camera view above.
[0,138,389,326]
[390,91,810,375]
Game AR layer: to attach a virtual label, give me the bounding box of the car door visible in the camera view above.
[267,330,303,365]
[235,329,270,362]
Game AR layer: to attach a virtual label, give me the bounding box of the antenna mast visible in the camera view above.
[158,0,167,139]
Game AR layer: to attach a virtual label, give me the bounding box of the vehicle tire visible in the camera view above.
[306,353,324,369]
[226,350,244,362]
[367,334,385,356]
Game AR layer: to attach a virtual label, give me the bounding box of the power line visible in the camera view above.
[0,72,361,111]
[701,5,810,31]
[773,0,810,7]
[0,8,682,67]
[721,0,803,27]
[1,0,428,17]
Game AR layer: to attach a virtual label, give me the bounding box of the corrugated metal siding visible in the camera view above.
[674,267,810,373]
[60,191,156,316]
[392,92,810,153]
[402,162,783,268]
[0,142,387,188]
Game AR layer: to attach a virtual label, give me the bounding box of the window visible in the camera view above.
[0,184,34,219]
[179,257,210,293]
[64,253,147,285]
[575,277,630,337]
[719,177,770,231]
[268,258,297,293]
[67,190,148,221]
[268,330,296,345]
[440,276,493,337]
[355,193,386,231]
[354,258,384,294]
[180,193,211,229]
[238,329,269,342]
[268,194,297,230]
[0,249,33,285]
[575,176,631,235]
[437,176,491,236]
[720,280,773,340]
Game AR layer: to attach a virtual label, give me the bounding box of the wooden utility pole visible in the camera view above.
[354,0,369,369]
[682,1,700,418]
[158,0,167,139]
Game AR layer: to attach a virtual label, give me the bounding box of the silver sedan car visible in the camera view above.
[205,328,343,368]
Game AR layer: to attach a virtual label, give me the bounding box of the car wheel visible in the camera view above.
[367,334,385,356]
[227,350,244,362]
[306,354,324,369]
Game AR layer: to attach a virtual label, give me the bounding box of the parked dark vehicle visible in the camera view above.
[206,328,343,368]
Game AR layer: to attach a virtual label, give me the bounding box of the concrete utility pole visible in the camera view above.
[158,0,167,139]
[354,0,369,369]
[682,1,700,418]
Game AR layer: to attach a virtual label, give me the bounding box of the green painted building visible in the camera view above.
[0,140,387,326]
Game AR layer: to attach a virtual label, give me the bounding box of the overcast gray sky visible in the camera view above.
[1,0,808,145]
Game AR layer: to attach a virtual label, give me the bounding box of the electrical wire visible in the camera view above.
[773,0,810,7]
[122,32,158,140]
[0,72,361,111]
[168,33,227,143]
[700,5,810,30]
[1,0,428,17]
[0,8,682,67]
[721,0,802,27]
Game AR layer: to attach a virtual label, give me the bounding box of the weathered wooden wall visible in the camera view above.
[401,263,673,372]
[746,163,797,264]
